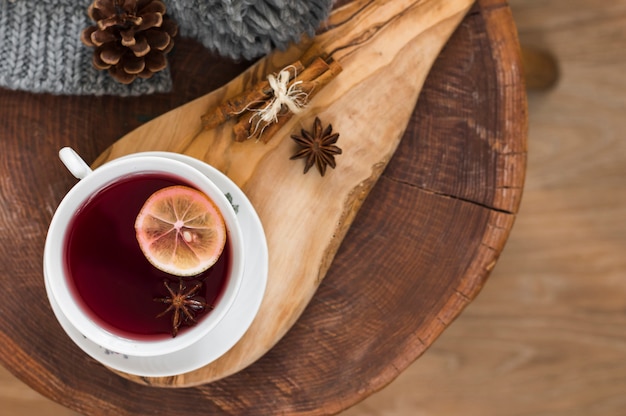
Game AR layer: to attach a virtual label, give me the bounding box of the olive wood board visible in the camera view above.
[93,0,475,387]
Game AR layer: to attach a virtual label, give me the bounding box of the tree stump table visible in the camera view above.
[0,0,526,414]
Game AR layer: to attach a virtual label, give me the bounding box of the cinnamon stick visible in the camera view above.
[230,57,343,142]
[297,59,343,100]
[288,57,330,88]
[233,116,253,142]
[258,59,343,143]
[201,61,305,130]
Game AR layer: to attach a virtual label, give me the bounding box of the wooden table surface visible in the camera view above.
[0,0,526,414]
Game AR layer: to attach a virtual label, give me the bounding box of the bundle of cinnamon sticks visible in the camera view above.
[201,56,342,143]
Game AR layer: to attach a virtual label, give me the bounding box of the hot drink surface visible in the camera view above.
[64,173,231,340]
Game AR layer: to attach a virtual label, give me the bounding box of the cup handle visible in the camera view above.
[59,147,93,180]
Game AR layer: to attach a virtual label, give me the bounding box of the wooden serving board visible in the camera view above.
[94,0,474,387]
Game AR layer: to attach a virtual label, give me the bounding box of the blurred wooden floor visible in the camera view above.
[2,0,625,414]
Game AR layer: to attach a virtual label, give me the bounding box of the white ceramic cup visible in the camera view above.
[44,148,245,357]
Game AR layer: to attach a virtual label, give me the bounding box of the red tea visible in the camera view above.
[63,173,231,340]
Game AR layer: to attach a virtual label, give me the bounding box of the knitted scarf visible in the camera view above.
[0,0,331,96]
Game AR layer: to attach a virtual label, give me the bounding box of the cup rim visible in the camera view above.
[44,155,245,357]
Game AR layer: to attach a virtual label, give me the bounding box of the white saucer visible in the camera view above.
[44,152,268,377]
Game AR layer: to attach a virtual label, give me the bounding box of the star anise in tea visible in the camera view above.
[290,117,342,176]
[154,279,212,337]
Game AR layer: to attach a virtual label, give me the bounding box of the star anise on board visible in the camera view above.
[154,280,212,337]
[290,117,342,176]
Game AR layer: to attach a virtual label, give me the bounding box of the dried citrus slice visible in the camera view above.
[135,185,226,276]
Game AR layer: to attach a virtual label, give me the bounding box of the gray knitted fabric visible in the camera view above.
[168,0,332,61]
[0,0,332,96]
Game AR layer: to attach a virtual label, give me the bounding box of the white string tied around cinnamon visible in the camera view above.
[249,65,309,138]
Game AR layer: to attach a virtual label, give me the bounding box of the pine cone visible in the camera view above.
[81,0,178,84]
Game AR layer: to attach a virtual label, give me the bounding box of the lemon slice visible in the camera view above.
[135,185,227,276]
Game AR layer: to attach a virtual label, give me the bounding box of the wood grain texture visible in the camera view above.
[0,0,526,414]
[3,1,626,415]
[344,1,626,415]
[94,0,474,387]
